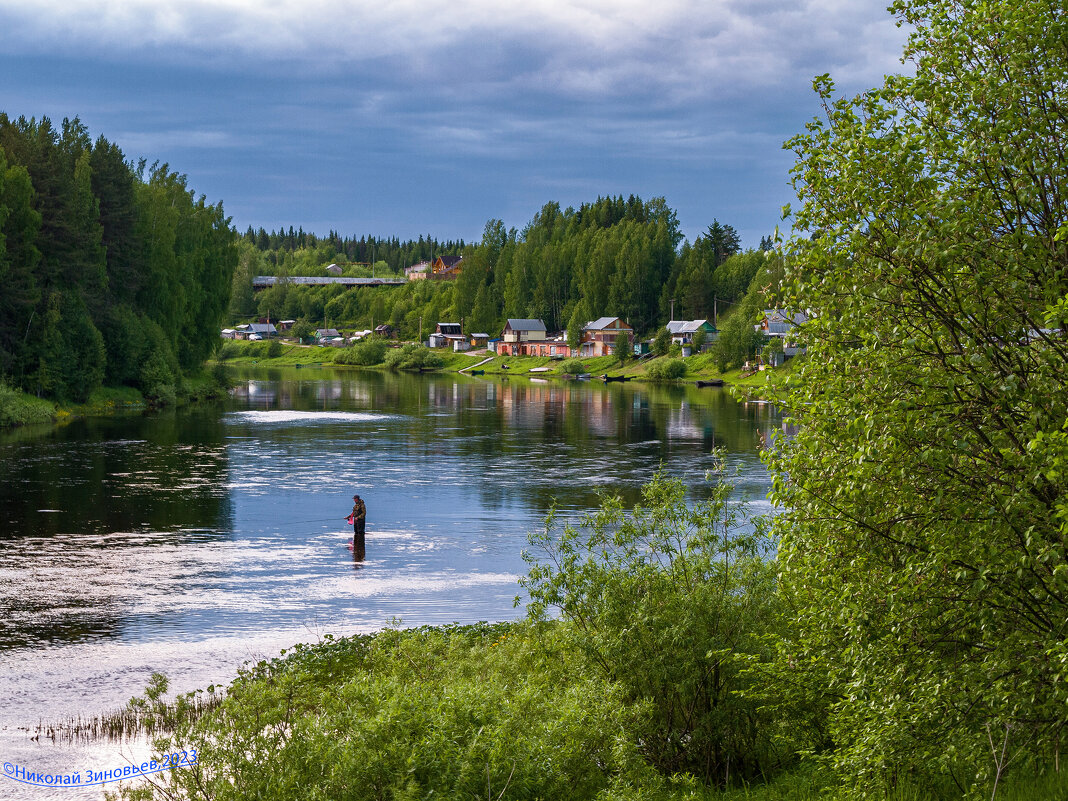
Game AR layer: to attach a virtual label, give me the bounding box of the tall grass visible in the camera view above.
[0,381,56,427]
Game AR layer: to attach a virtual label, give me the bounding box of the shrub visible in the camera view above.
[0,381,55,427]
[384,343,444,371]
[644,358,687,381]
[335,337,387,366]
[521,464,802,786]
[560,358,587,375]
[216,341,242,360]
[117,623,651,801]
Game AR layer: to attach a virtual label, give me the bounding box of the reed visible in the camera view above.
[39,673,222,742]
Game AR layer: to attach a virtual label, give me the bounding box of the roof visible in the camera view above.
[315,328,341,337]
[249,323,277,334]
[436,255,463,268]
[505,318,547,331]
[469,333,489,338]
[252,276,405,288]
[584,316,623,331]
[763,309,808,325]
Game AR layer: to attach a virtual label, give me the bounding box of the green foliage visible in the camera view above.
[614,330,631,364]
[560,357,587,374]
[0,380,54,426]
[288,318,314,342]
[117,623,658,801]
[653,326,672,356]
[711,293,764,373]
[521,465,797,787]
[767,0,1068,789]
[215,341,241,361]
[382,343,445,371]
[335,336,387,366]
[644,358,687,381]
[0,114,235,409]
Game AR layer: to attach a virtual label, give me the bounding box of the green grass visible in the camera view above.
[0,381,56,427]
[211,339,802,398]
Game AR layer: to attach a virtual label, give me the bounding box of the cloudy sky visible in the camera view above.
[0,1,908,247]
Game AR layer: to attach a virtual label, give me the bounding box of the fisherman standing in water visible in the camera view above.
[348,494,367,561]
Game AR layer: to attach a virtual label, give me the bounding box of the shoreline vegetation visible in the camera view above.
[0,369,231,430]
[0,340,787,431]
[104,468,1067,801]
[212,338,794,390]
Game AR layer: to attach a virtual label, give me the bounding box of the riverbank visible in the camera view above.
[213,339,799,394]
[0,370,230,430]
[111,619,1068,801]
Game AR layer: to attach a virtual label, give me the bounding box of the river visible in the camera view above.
[0,367,781,798]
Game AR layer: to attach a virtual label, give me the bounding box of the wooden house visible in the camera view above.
[580,317,633,357]
[431,255,463,279]
[497,319,547,356]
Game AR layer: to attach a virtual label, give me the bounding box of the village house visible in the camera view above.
[431,255,463,280]
[468,333,489,349]
[759,310,808,337]
[666,319,716,346]
[325,263,344,276]
[580,317,633,358]
[429,322,466,349]
[374,324,396,339]
[758,310,808,361]
[497,319,548,356]
[405,261,431,281]
[315,328,342,344]
[247,323,277,340]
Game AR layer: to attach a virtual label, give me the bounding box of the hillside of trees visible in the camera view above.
[233,196,775,346]
[0,114,237,405]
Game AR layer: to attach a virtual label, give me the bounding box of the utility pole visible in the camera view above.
[714,295,718,327]
[669,298,675,321]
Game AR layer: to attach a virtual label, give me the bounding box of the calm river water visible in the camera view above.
[0,367,781,798]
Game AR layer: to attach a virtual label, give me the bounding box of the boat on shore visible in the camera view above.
[695,379,724,387]
[601,374,632,383]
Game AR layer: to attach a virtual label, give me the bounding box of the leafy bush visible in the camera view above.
[561,358,587,375]
[0,381,55,427]
[216,341,242,360]
[383,343,444,371]
[521,464,801,786]
[266,340,284,358]
[335,337,387,366]
[117,623,654,801]
[644,358,687,381]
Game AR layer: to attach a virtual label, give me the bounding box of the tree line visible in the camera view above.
[0,114,237,404]
[236,195,777,360]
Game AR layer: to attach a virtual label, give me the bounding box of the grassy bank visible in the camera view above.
[213,338,801,392]
[0,381,57,427]
[0,367,231,431]
[113,619,1068,801]
[106,469,1064,801]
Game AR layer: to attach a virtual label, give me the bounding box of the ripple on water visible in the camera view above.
[225,410,396,424]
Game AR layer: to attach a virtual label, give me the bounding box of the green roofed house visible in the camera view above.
[666,319,716,347]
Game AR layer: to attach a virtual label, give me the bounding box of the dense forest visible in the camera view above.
[0,114,237,404]
[233,197,776,344]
